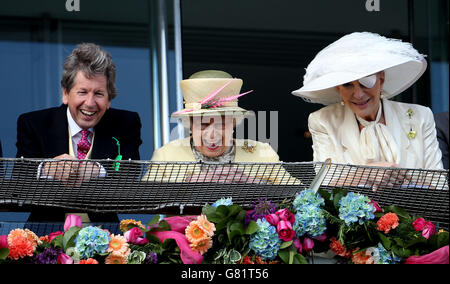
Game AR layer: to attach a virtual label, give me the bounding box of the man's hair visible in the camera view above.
[61,43,117,100]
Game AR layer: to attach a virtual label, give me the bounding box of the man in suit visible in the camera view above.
[15,43,142,222]
[435,111,449,170]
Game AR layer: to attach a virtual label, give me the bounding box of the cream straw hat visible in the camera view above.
[172,70,252,118]
[292,32,427,105]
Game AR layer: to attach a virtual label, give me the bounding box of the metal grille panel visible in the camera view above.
[0,158,448,229]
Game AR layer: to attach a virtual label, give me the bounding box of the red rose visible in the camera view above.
[276,209,295,224]
[265,214,280,226]
[276,220,295,242]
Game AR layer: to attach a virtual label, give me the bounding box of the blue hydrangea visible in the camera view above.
[338,192,376,226]
[292,189,325,212]
[75,226,111,259]
[211,197,233,207]
[249,219,282,260]
[376,243,402,264]
[292,204,327,238]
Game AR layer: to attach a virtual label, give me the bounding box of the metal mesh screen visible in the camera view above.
[0,158,448,229]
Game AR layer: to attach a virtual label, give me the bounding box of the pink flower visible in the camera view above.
[276,221,295,242]
[57,253,74,264]
[405,245,449,264]
[265,214,280,226]
[369,200,382,213]
[124,227,149,245]
[313,233,327,242]
[0,235,8,249]
[64,214,82,231]
[276,209,295,224]
[412,217,426,231]
[303,237,314,252]
[293,238,302,254]
[48,231,64,242]
[421,221,436,239]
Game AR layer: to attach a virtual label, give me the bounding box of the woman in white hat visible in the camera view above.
[292,32,443,187]
[143,70,298,184]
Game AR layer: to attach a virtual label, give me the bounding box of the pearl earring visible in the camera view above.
[341,101,345,106]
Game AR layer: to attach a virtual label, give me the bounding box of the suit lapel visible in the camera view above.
[340,105,362,164]
[91,110,116,159]
[51,105,70,157]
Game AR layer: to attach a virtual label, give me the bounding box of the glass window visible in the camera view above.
[0,0,181,159]
[181,0,447,162]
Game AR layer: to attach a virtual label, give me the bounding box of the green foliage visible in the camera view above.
[0,248,9,261]
[202,203,256,263]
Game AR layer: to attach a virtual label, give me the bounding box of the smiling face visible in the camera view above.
[191,115,235,158]
[336,72,385,121]
[62,71,111,129]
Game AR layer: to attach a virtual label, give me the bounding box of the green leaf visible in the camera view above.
[63,226,81,250]
[216,205,230,217]
[0,248,9,260]
[378,232,391,250]
[235,209,247,222]
[244,221,258,235]
[288,245,296,264]
[202,204,215,217]
[149,220,171,233]
[51,234,64,248]
[318,189,331,201]
[146,215,161,227]
[383,205,411,221]
[332,188,347,209]
[392,245,413,258]
[227,221,244,242]
[278,248,289,263]
[227,204,243,217]
[294,253,309,264]
[145,232,162,244]
[228,249,242,263]
[280,240,293,249]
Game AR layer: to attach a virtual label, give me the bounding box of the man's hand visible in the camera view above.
[42,154,100,186]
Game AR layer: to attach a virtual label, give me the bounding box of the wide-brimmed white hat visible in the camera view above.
[291,32,427,105]
[172,70,253,118]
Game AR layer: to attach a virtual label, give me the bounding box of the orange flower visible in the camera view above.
[40,235,50,243]
[351,249,374,264]
[185,222,208,243]
[196,215,216,237]
[120,219,146,233]
[107,234,129,254]
[105,251,128,264]
[240,255,279,264]
[7,229,35,260]
[377,212,399,234]
[190,237,212,255]
[329,237,352,258]
[79,258,99,264]
[24,229,42,248]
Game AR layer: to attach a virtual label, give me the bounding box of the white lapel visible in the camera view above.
[339,105,363,164]
[383,99,410,163]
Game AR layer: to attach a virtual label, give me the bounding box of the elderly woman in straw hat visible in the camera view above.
[143,70,298,184]
[292,32,443,188]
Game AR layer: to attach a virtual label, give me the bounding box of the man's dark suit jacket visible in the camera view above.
[434,111,449,170]
[15,104,143,222]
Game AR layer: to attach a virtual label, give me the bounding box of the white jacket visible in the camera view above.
[308,99,443,169]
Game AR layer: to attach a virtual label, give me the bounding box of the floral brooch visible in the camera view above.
[242,141,256,153]
[406,108,416,139]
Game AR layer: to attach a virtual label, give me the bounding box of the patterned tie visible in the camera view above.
[77,130,91,160]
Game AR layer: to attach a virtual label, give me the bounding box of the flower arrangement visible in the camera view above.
[0,188,448,264]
